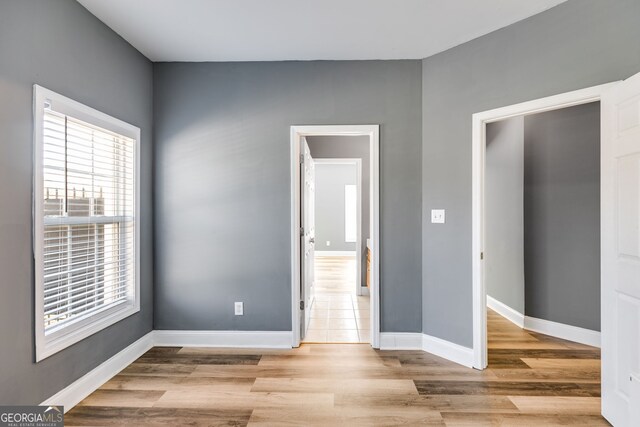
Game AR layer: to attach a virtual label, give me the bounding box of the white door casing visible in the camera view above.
[300,138,316,340]
[471,82,617,370]
[601,71,640,427]
[290,125,380,348]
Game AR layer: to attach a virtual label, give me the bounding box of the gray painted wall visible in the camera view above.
[314,163,357,252]
[0,0,153,404]
[485,105,601,332]
[307,135,371,287]
[422,0,640,347]
[524,102,601,331]
[485,117,525,314]
[154,61,422,333]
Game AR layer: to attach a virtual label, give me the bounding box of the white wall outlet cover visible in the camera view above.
[431,209,446,224]
[234,302,243,315]
[326,241,331,246]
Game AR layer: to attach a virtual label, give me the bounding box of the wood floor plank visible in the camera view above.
[77,390,166,407]
[101,374,255,392]
[257,353,401,368]
[136,353,262,365]
[65,406,252,427]
[154,390,334,410]
[440,412,609,426]
[248,407,444,426]
[334,394,520,413]
[250,377,419,395]
[414,380,600,397]
[489,368,601,383]
[521,357,601,370]
[119,362,197,377]
[509,396,602,414]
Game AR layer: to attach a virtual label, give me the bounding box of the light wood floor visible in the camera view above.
[303,255,370,343]
[65,310,606,426]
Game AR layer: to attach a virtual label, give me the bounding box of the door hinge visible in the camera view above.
[300,300,305,310]
[300,227,304,236]
[480,252,484,260]
[300,154,304,164]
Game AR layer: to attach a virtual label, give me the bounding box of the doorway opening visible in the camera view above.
[305,158,365,343]
[482,101,603,405]
[471,83,617,370]
[290,125,380,348]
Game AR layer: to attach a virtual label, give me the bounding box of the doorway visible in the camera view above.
[290,125,380,348]
[303,157,365,343]
[471,83,616,369]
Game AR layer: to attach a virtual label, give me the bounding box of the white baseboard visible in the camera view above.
[315,251,356,257]
[379,333,423,350]
[380,332,474,369]
[487,295,524,328]
[422,333,474,368]
[524,316,600,348]
[41,331,154,413]
[152,330,293,348]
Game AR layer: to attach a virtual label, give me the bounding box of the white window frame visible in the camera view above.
[33,85,141,362]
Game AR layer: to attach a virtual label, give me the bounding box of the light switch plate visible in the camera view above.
[431,209,445,224]
[234,302,243,315]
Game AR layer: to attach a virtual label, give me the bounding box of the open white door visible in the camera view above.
[602,71,640,426]
[300,138,315,340]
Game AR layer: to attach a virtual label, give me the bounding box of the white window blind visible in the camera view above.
[34,85,139,361]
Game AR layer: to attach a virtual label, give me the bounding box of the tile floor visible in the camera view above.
[302,255,370,343]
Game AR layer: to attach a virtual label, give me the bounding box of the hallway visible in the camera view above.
[303,255,370,343]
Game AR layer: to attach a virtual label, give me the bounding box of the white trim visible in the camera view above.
[487,296,524,328]
[153,330,293,348]
[315,251,356,257]
[290,125,380,348]
[41,332,153,413]
[380,333,474,368]
[524,317,600,348]
[471,82,618,369]
[33,85,141,362]
[422,334,474,368]
[379,333,423,350]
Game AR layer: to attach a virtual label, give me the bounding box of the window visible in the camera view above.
[345,184,357,243]
[33,85,140,361]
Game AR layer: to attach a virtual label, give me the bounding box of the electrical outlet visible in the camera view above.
[234,302,243,315]
[326,241,331,246]
[431,209,445,224]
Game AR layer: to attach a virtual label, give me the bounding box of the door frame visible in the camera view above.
[290,125,380,348]
[471,82,618,369]
[313,158,363,296]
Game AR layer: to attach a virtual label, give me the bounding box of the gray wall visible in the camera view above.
[485,117,525,314]
[524,102,601,331]
[307,135,371,287]
[0,0,153,405]
[154,61,422,333]
[422,0,640,347]
[314,163,357,252]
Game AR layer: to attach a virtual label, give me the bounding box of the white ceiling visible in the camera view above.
[77,0,567,62]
